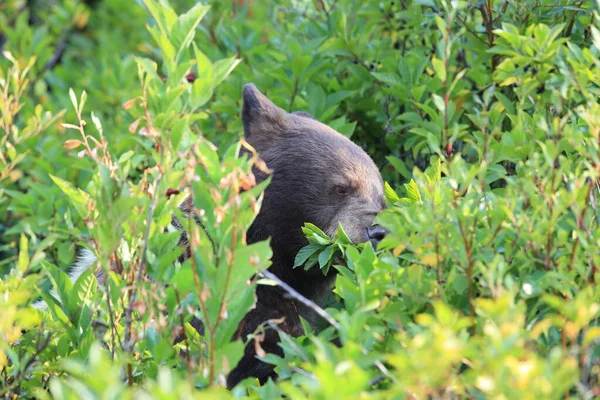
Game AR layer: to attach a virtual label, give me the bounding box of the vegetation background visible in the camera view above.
[1,0,599,398]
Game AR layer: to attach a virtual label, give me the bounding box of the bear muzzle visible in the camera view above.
[366,225,387,249]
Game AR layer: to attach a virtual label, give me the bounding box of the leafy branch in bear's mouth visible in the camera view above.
[294,222,364,275]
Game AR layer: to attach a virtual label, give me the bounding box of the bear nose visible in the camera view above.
[366,225,387,248]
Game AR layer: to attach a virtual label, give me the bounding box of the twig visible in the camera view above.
[174,287,194,389]
[43,30,69,72]
[122,85,164,385]
[289,78,299,111]
[494,0,509,25]
[123,157,163,343]
[103,261,121,359]
[563,0,585,38]
[478,1,498,70]
[212,199,240,337]
[259,270,340,330]
[457,217,476,335]
[368,375,385,386]
[183,148,217,384]
[266,321,310,362]
[455,14,489,46]
[290,367,316,379]
[371,358,397,384]
[314,0,330,17]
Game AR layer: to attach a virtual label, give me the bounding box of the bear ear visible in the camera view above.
[242,83,287,139]
[292,111,316,120]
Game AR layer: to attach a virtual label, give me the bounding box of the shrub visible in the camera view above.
[1,0,599,398]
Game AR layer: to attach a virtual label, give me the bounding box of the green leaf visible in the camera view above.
[169,115,189,150]
[134,56,162,84]
[384,182,400,205]
[425,157,441,183]
[294,244,323,268]
[79,90,87,115]
[214,288,255,348]
[42,261,74,314]
[301,223,330,241]
[142,0,178,35]
[191,43,215,109]
[336,223,353,245]
[432,93,446,113]
[218,241,272,299]
[387,155,411,178]
[434,16,446,34]
[494,91,515,114]
[405,179,422,204]
[304,252,320,271]
[5,141,17,161]
[371,72,403,89]
[67,268,96,326]
[157,33,177,74]
[319,37,351,56]
[431,57,446,82]
[68,88,78,112]
[311,233,330,245]
[583,327,600,347]
[171,3,210,62]
[50,174,91,219]
[17,234,29,272]
[213,56,241,87]
[448,68,467,95]
[291,55,312,77]
[318,246,334,268]
[213,341,245,376]
[592,26,600,52]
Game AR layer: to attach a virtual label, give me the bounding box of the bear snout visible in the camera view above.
[366,225,387,249]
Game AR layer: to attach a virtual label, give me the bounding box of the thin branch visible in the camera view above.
[289,78,299,111]
[457,217,476,336]
[314,0,330,17]
[174,287,194,389]
[183,155,215,383]
[123,157,163,346]
[371,357,397,384]
[456,14,489,46]
[43,29,69,72]
[494,0,509,25]
[103,259,121,359]
[123,85,164,385]
[259,270,340,330]
[212,199,240,337]
[266,321,310,363]
[563,0,585,38]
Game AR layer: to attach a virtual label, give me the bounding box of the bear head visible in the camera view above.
[241,84,386,287]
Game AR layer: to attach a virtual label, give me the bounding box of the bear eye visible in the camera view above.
[334,184,352,196]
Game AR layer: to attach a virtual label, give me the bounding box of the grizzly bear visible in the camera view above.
[41,83,386,388]
[205,83,386,387]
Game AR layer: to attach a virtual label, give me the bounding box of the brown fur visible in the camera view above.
[174,84,386,388]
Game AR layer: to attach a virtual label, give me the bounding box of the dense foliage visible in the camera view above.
[1,0,599,398]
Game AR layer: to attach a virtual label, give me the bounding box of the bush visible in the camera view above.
[1,0,599,398]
